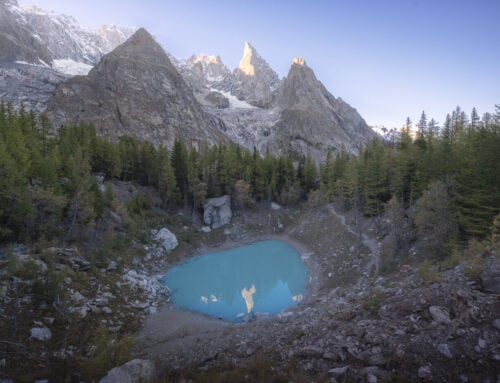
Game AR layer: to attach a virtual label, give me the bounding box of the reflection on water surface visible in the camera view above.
[162,240,308,322]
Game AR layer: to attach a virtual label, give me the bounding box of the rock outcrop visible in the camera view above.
[151,228,178,255]
[179,53,231,92]
[99,359,156,383]
[46,28,228,149]
[221,42,281,108]
[0,62,67,114]
[203,195,232,229]
[30,327,52,342]
[204,91,229,109]
[480,261,500,294]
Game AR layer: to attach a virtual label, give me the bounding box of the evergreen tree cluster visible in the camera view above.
[0,101,498,245]
[318,106,500,239]
[0,102,319,243]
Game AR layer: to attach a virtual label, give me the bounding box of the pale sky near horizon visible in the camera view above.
[20,0,500,128]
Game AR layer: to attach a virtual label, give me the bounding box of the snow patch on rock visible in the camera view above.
[53,59,93,76]
[211,89,256,109]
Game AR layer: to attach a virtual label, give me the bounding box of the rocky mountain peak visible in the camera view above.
[122,27,155,47]
[20,4,45,14]
[0,0,134,68]
[279,57,320,108]
[272,56,376,159]
[238,41,258,76]
[182,53,230,87]
[191,53,222,65]
[94,27,167,70]
[217,41,280,108]
[96,24,137,52]
[46,27,228,149]
[291,57,307,67]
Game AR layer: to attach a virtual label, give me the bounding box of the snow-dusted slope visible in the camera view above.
[0,0,136,73]
[177,53,231,93]
[0,0,135,112]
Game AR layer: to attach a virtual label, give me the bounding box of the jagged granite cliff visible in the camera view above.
[179,54,231,93]
[193,48,375,161]
[219,42,281,108]
[45,28,228,149]
[272,57,376,158]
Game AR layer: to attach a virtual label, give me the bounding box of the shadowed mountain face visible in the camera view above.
[46,28,228,149]
[272,58,376,158]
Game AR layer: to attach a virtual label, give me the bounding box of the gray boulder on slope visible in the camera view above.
[204,195,232,229]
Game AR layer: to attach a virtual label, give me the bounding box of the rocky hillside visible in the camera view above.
[0,62,67,114]
[46,28,228,149]
[135,204,500,383]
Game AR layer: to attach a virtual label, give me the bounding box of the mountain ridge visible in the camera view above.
[45,28,228,149]
[0,0,135,70]
[0,0,135,113]
[181,45,376,160]
[1,0,377,159]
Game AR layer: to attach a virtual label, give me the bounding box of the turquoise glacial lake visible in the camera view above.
[162,240,308,322]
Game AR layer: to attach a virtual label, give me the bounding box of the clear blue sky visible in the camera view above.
[21,0,500,128]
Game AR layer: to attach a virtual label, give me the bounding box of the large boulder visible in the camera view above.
[429,306,451,325]
[30,327,52,342]
[480,262,500,294]
[99,359,155,383]
[151,228,178,255]
[203,195,232,229]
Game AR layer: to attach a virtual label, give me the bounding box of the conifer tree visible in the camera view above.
[415,111,427,149]
[0,142,27,239]
[470,107,480,129]
[171,138,189,204]
[158,153,181,206]
[320,150,335,201]
[302,154,318,193]
[414,180,457,257]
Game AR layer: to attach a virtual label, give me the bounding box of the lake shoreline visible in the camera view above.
[136,229,323,361]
